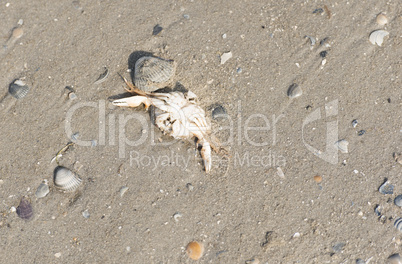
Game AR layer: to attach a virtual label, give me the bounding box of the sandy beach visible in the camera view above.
[0,0,401,263]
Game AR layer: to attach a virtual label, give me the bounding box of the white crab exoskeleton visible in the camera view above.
[113,76,214,173]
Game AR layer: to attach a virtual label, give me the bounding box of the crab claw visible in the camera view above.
[112,95,150,109]
[199,139,212,173]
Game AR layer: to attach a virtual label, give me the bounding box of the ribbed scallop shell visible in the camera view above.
[394,218,402,232]
[134,56,176,92]
[9,79,29,99]
[53,166,82,192]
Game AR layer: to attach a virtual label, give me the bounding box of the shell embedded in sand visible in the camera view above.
[186,241,204,260]
[134,56,176,92]
[369,30,389,46]
[53,166,82,192]
[287,83,302,98]
[16,196,33,220]
[376,13,388,25]
[9,79,29,99]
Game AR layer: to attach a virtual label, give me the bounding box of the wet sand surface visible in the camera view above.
[0,1,401,263]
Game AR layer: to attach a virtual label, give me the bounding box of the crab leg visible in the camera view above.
[198,138,212,173]
[112,95,151,109]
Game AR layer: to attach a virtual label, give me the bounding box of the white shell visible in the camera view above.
[335,139,348,153]
[53,166,82,192]
[134,56,176,92]
[369,30,389,46]
[220,51,232,65]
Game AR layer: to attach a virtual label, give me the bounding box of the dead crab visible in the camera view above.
[113,76,218,173]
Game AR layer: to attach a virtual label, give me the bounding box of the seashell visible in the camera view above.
[35,182,50,198]
[369,30,389,46]
[313,175,322,183]
[351,119,358,128]
[395,218,402,232]
[376,13,388,26]
[53,166,82,192]
[16,196,33,220]
[388,253,402,264]
[287,83,302,99]
[119,186,129,197]
[334,139,348,153]
[152,24,163,36]
[379,179,394,194]
[9,79,29,99]
[356,259,366,264]
[212,105,227,120]
[186,241,204,260]
[94,67,109,84]
[395,195,402,207]
[393,152,402,165]
[134,56,176,92]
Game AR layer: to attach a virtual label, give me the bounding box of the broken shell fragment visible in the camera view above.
[379,179,394,194]
[395,218,402,232]
[334,139,348,153]
[220,51,232,65]
[53,166,82,192]
[134,56,176,92]
[16,196,33,220]
[9,79,29,99]
[369,30,389,46]
[287,83,302,98]
[35,182,50,198]
[186,241,204,260]
[376,13,388,25]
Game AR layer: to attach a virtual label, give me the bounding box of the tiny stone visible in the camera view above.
[319,51,327,58]
[183,14,190,19]
[313,175,322,183]
[332,242,346,253]
[54,252,61,258]
[152,24,163,36]
[222,33,227,39]
[236,67,242,73]
[68,92,77,100]
[357,130,365,136]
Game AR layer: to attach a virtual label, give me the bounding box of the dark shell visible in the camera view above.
[16,197,33,220]
[9,79,29,99]
[134,56,176,92]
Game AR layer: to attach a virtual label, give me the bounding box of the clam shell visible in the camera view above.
[287,83,302,98]
[395,195,402,207]
[334,139,348,153]
[134,56,176,92]
[53,166,82,192]
[186,241,204,260]
[376,13,388,26]
[16,196,33,220]
[9,79,29,99]
[395,218,402,232]
[369,30,389,46]
[35,182,50,198]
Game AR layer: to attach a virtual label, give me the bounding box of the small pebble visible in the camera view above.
[152,24,163,36]
[220,51,232,65]
[236,67,242,73]
[319,51,327,58]
[332,242,345,253]
[54,252,61,258]
[183,14,190,19]
[68,92,77,100]
[357,130,366,136]
[222,33,227,39]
